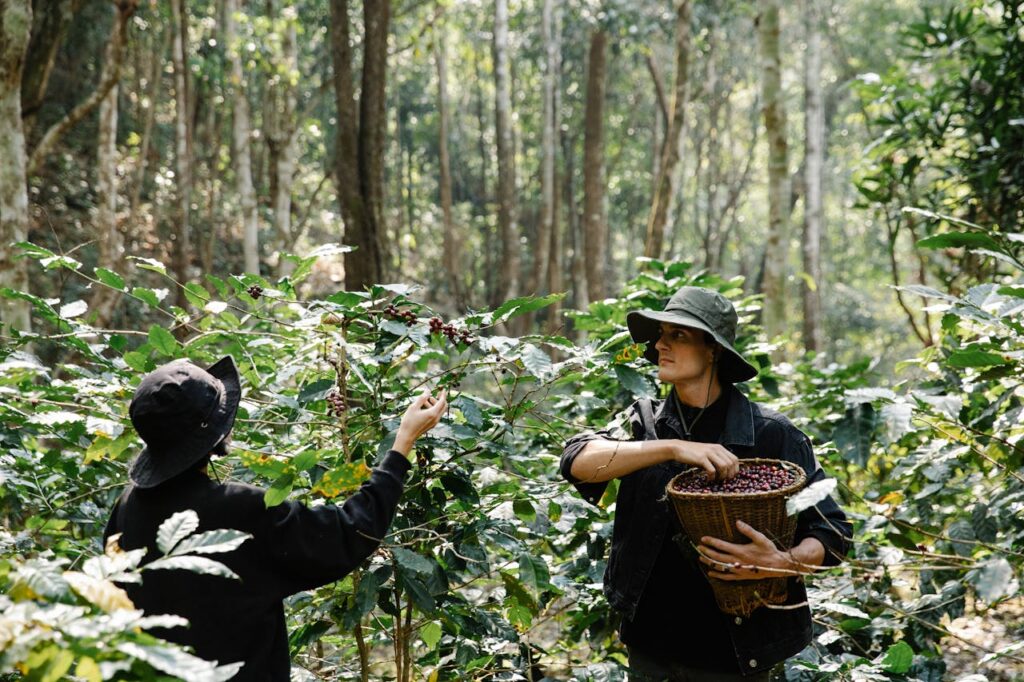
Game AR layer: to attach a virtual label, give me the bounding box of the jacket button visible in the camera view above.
[749,659,757,668]
[734,616,743,625]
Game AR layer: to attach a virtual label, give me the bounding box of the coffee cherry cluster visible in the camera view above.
[429,317,474,345]
[247,285,264,299]
[327,390,347,417]
[383,303,417,326]
[672,463,797,494]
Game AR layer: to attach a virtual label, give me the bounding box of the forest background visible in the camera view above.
[1,0,1023,680]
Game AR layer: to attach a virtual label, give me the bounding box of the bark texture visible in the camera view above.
[582,28,607,301]
[266,5,299,276]
[0,0,33,332]
[757,0,791,340]
[492,0,519,306]
[802,0,824,354]
[225,0,259,275]
[644,0,692,259]
[330,0,387,290]
[20,0,80,135]
[170,0,192,308]
[434,34,462,308]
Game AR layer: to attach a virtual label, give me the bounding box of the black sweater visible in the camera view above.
[104,450,411,680]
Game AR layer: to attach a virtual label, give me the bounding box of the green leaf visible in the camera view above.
[970,557,1018,604]
[171,529,252,556]
[131,286,166,308]
[420,621,442,650]
[402,575,436,613]
[513,498,536,523]
[117,643,243,681]
[519,344,552,378]
[123,350,149,372]
[298,378,335,403]
[881,641,914,673]
[95,267,126,290]
[917,231,1000,251]
[614,365,654,398]
[518,553,550,591]
[59,300,87,319]
[131,256,167,275]
[184,282,211,308]
[145,555,241,580]
[148,326,178,357]
[264,473,295,507]
[491,293,565,323]
[291,450,319,472]
[946,350,1007,368]
[392,547,434,576]
[157,510,200,554]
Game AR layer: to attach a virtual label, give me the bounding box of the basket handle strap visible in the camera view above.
[637,398,657,440]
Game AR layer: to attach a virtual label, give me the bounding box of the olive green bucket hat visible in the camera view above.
[626,286,758,384]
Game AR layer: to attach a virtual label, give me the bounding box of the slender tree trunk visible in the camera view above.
[170,0,191,307]
[356,0,389,284]
[0,0,33,332]
[129,25,165,228]
[271,11,299,277]
[758,0,790,340]
[492,0,519,306]
[225,0,259,275]
[644,0,692,259]
[330,0,386,289]
[582,28,607,301]
[802,0,824,354]
[20,0,80,136]
[434,34,462,309]
[522,0,557,331]
[545,3,563,335]
[90,5,129,327]
[26,0,136,177]
[565,132,588,316]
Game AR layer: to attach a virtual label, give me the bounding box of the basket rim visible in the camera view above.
[665,457,807,501]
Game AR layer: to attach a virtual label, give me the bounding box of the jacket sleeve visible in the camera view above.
[559,404,643,506]
[267,450,412,595]
[786,428,852,567]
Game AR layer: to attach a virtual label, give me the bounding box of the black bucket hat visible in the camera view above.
[626,287,758,384]
[128,356,241,488]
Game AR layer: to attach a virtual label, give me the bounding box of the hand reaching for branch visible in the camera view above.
[392,389,448,459]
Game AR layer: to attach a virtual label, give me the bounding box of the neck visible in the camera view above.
[673,374,723,408]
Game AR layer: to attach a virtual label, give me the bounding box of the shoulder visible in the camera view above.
[749,400,811,446]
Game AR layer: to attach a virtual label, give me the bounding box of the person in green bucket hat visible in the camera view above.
[560,286,851,680]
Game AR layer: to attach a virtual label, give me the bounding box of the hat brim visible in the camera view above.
[626,310,758,383]
[129,356,242,488]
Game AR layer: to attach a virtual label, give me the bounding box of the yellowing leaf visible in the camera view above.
[312,462,371,498]
[64,571,135,612]
[75,657,102,682]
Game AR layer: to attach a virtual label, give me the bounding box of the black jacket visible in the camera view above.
[104,450,411,680]
[560,385,852,675]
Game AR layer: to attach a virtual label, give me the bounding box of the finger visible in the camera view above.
[697,544,736,564]
[701,535,744,555]
[735,520,770,546]
[411,389,432,408]
[710,451,734,479]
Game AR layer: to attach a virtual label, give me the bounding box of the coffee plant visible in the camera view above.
[1,230,1023,680]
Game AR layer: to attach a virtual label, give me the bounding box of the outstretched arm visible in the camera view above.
[571,438,741,483]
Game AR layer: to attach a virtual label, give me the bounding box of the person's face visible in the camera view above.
[653,323,717,385]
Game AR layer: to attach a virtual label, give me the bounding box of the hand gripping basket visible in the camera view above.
[665,458,807,617]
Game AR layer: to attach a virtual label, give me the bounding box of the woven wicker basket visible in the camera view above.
[665,458,807,618]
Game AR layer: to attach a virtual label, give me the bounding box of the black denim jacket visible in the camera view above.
[560,385,852,676]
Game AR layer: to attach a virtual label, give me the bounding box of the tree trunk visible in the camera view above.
[170,0,191,308]
[758,0,791,341]
[330,0,387,290]
[801,0,824,354]
[269,9,298,277]
[20,0,80,136]
[565,132,587,317]
[90,4,130,327]
[582,28,607,301]
[129,25,166,228]
[522,0,557,330]
[644,0,692,259]
[225,0,259,275]
[434,33,462,309]
[545,2,563,335]
[26,0,136,177]
[492,0,519,306]
[0,0,33,332]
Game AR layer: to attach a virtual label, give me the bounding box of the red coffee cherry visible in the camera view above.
[672,463,796,494]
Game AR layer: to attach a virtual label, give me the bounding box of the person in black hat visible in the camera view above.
[559,287,851,680]
[104,356,447,680]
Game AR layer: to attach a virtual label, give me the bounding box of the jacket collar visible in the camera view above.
[654,383,755,447]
